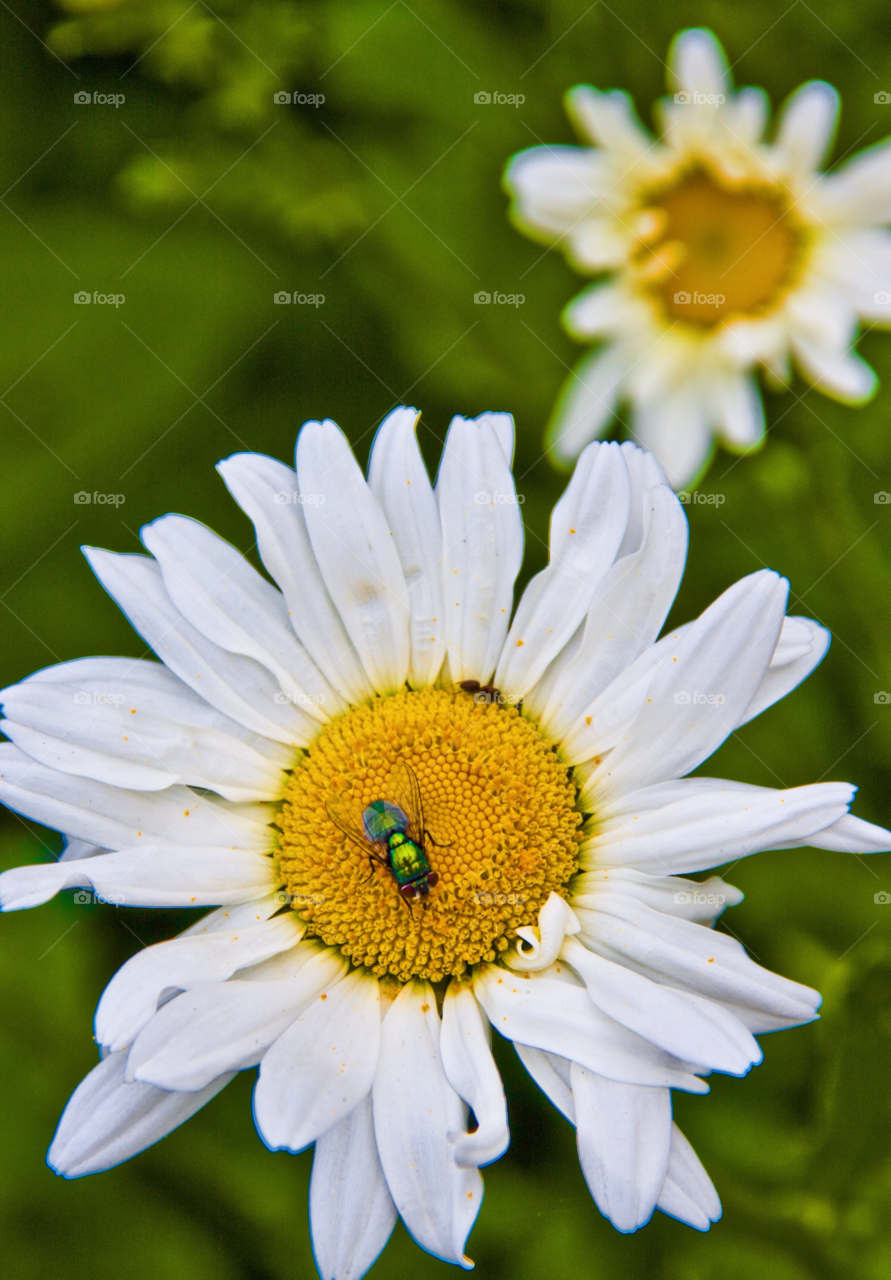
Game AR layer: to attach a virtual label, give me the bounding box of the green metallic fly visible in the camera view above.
[325,760,448,905]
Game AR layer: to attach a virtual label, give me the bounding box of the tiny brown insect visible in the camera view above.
[458,680,505,705]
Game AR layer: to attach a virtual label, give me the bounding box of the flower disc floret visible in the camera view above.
[278,687,583,983]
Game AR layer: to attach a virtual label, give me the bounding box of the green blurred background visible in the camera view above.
[2,1,891,1277]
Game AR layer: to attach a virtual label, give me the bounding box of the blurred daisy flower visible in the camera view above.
[506,28,891,487]
[1,410,888,1274]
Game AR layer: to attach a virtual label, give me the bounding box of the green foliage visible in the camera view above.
[1,1,891,1278]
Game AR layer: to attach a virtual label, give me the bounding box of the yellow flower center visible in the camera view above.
[278,687,582,983]
[635,166,807,327]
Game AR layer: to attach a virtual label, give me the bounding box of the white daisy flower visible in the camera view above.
[1,408,888,1273]
[506,27,891,487]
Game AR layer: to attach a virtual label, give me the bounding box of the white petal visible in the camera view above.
[532,484,687,741]
[545,346,628,465]
[572,1068,672,1232]
[441,982,509,1168]
[254,969,381,1152]
[310,1095,398,1280]
[0,743,273,852]
[436,414,524,683]
[1,680,288,803]
[504,892,581,973]
[668,28,729,97]
[581,778,855,875]
[59,837,106,861]
[739,616,830,725]
[495,442,630,697]
[775,81,839,175]
[127,945,349,1090]
[84,549,314,745]
[561,937,760,1075]
[372,980,481,1267]
[819,139,891,225]
[366,407,447,688]
[571,868,742,924]
[656,1124,721,1229]
[631,391,714,491]
[575,897,820,1025]
[802,812,891,853]
[473,965,707,1093]
[712,374,765,450]
[0,845,276,911]
[217,452,372,703]
[297,419,410,695]
[564,284,639,341]
[477,412,516,468]
[566,87,653,159]
[141,515,338,720]
[791,333,877,403]
[95,913,305,1051]
[513,1043,576,1123]
[582,570,788,800]
[505,146,605,240]
[48,1050,234,1177]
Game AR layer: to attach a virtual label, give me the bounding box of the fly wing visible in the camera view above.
[325,797,386,863]
[387,760,425,844]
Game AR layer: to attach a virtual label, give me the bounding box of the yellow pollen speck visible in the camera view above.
[516,640,524,647]
[279,687,582,984]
